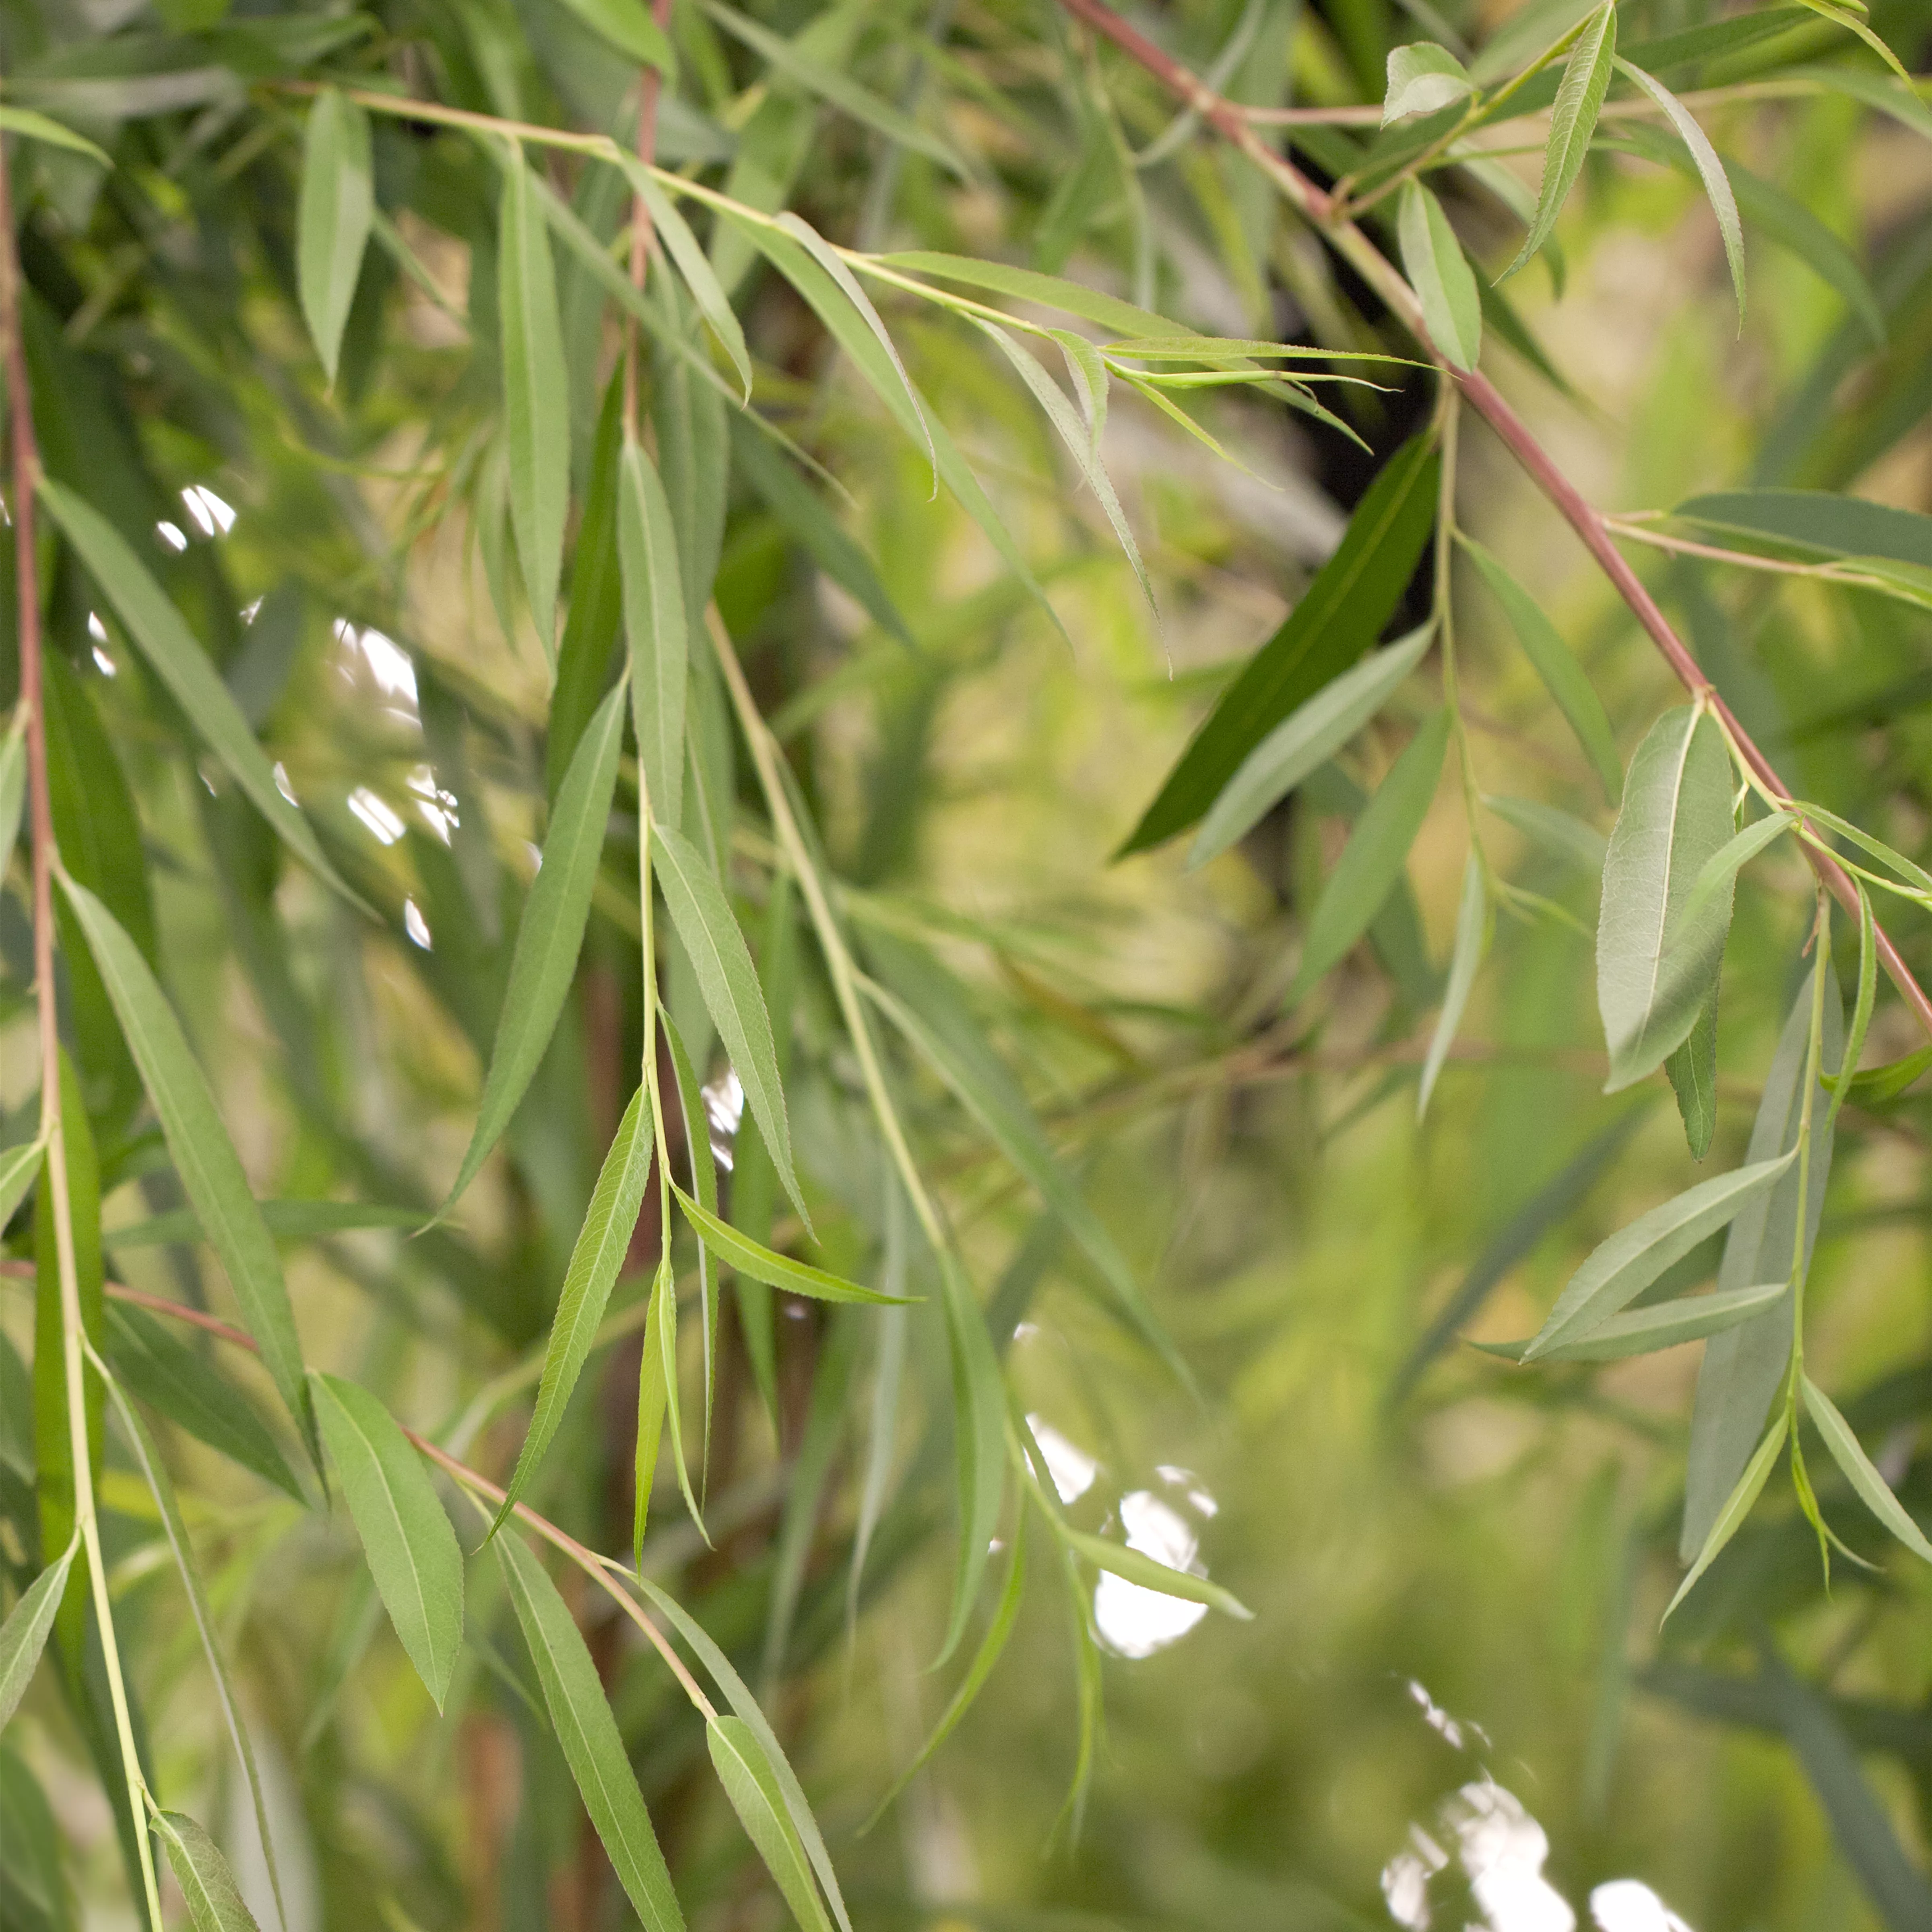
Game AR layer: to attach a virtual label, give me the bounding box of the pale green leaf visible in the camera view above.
[708,1715,835,1932]
[1484,793,1606,871]
[1057,1523,1253,1619]
[1398,180,1481,371]
[1290,706,1451,999]
[937,1255,1005,1667]
[311,1372,464,1710]
[500,153,571,648]
[1802,1374,1932,1566]
[1383,43,1475,124]
[1823,888,1877,1144]
[618,436,689,829]
[1189,623,1435,869]
[1481,1280,1784,1362]
[0,719,25,866]
[877,251,1189,339]
[105,1199,421,1248]
[612,158,751,397]
[1670,811,1796,943]
[296,89,373,386]
[674,1185,910,1304]
[0,1135,43,1238]
[1503,0,1617,280]
[151,1810,261,1932]
[1793,798,1932,896]
[651,824,806,1227]
[660,1010,719,1453]
[38,477,362,910]
[0,105,110,165]
[1616,60,1744,325]
[557,0,677,71]
[491,1084,654,1537]
[1418,853,1488,1119]
[59,875,311,1448]
[438,678,627,1216]
[1664,1414,1785,1620]
[0,1532,77,1736]
[1524,1149,1797,1359]
[1596,707,1735,1089]
[497,1534,685,1932]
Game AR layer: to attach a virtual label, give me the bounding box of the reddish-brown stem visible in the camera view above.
[1054,0,1932,1042]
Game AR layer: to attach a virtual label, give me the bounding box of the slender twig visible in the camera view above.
[0,123,164,1932]
[1049,0,1932,1043]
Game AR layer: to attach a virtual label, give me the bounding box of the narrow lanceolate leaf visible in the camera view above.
[1418,854,1488,1120]
[651,826,806,1226]
[1486,794,1606,871]
[675,1187,910,1304]
[1802,1375,1932,1566]
[633,1259,673,1555]
[151,1810,261,1932]
[1523,1150,1796,1360]
[1291,707,1451,1001]
[1672,811,1796,943]
[38,479,360,909]
[1826,1042,1932,1106]
[558,0,676,71]
[620,438,687,830]
[1665,1415,1785,1621]
[1383,42,1475,124]
[492,1085,653,1538]
[105,1302,303,1501]
[1683,967,1842,1560]
[978,320,1154,622]
[1596,707,1736,1090]
[863,1523,1024,1833]
[1129,432,1439,853]
[1504,0,1616,280]
[496,1534,684,1932]
[0,1135,42,1236]
[707,1716,836,1932]
[1664,990,1719,1160]
[499,153,570,648]
[1482,1281,1785,1363]
[0,1532,77,1734]
[311,1373,464,1710]
[660,1013,719,1453]
[939,1256,1006,1668]
[107,1199,421,1248]
[1398,181,1481,372]
[1725,160,1882,346]
[1823,893,1877,1141]
[296,89,373,385]
[0,104,111,164]
[1614,62,1744,325]
[1189,623,1434,868]
[1674,489,1932,570]
[60,877,310,1447]
[612,159,750,397]
[1057,1523,1253,1620]
[0,721,24,867]
[1459,535,1620,802]
[439,679,626,1216]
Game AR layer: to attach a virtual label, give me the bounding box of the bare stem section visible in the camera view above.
[1050,0,1932,1041]
[0,126,164,1931]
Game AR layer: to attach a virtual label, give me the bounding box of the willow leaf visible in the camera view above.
[1485,794,1606,871]
[1189,623,1434,868]
[1596,707,1735,1089]
[492,1084,653,1538]
[500,153,570,648]
[558,0,676,70]
[1383,43,1474,123]
[674,1186,908,1304]
[59,875,310,1449]
[296,89,372,385]
[1802,1375,1932,1566]
[1482,1280,1784,1362]
[1504,0,1616,279]
[151,1810,260,1932]
[0,1136,42,1238]
[0,720,24,866]
[660,1011,719,1453]
[1616,61,1743,324]
[613,159,750,396]
[1525,1150,1796,1360]
[1674,489,1932,570]
[651,825,805,1225]
[0,1532,77,1735]
[38,479,360,910]
[311,1372,464,1710]
[1664,990,1719,1160]
[0,105,109,164]
[438,678,626,1216]
[1459,535,1620,801]
[939,1255,1006,1667]
[1666,1415,1785,1620]
[634,1259,673,1556]
[620,436,688,830]
[496,1534,684,1932]
[1418,853,1488,1120]
[877,252,1188,339]
[708,1715,835,1932]
[1291,707,1451,1000]
[1058,1523,1252,1619]
[106,1199,421,1248]
[1671,811,1796,942]
[1398,180,1481,370]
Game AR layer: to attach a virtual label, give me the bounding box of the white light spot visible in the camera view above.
[241,596,263,624]
[272,762,298,807]
[1093,1490,1210,1658]
[1591,1881,1694,1932]
[524,840,543,873]
[1408,1678,1488,1752]
[91,646,117,678]
[1157,1463,1218,1517]
[406,764,459,843]
[403,898,433,949]
[416,802,453,843]
[347,787,405,845]
[357,627,417,705]
[1027,1416,1097,1504]
[1447,1783,1575,1932]
[87,611,108,643]
[1012,1321,1040,1344]
[156,520,188,552]
[180,484,235,536]
[700,1069,744,1170]
[1383,1827,1449,1930]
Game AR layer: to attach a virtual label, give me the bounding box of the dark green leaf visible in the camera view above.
[621,438,687,830]
[311,1372,464,1710]
[1665,989,1719,1160]
[557,0,676,72]
[1674,489,1932,568]
[296,89,372,385]
[1504,1,1616,279]
[0,1533,78,1735]
[1126,431,1439,852]
[674,1186,909,1304]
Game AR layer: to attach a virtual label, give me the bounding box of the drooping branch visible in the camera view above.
[1051,0,1932,1042]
